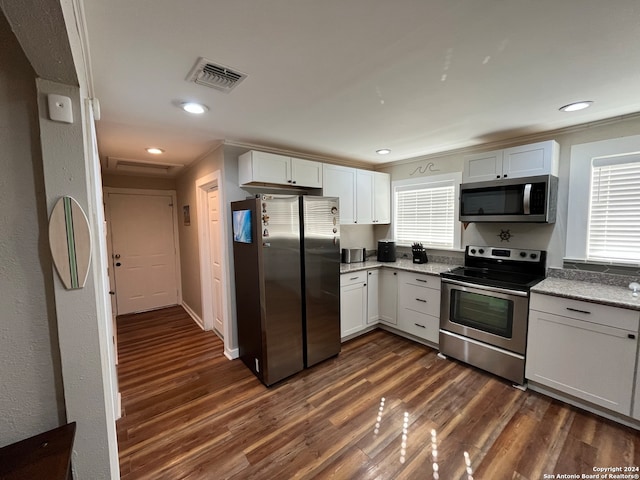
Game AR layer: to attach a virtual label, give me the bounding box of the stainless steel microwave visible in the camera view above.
[459,174,558,223]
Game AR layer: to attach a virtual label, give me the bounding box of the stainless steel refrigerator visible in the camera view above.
[231,195,341,386]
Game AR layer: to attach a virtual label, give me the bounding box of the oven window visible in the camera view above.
[450,290,513,338]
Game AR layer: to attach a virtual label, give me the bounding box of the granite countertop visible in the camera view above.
[532,277,640,311]
[340,258,458,276]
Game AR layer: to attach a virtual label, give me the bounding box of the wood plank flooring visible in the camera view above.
[116,306,640,479]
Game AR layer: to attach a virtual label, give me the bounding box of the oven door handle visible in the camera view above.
[441,278,529,297]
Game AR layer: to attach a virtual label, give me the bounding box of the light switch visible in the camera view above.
[47,94,74,124]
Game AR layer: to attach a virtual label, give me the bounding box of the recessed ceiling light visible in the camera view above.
[376,149,391,155]
[146,147,164,155]
[181,102,209,114]
[559,101,593,112]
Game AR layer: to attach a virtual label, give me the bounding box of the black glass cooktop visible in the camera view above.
[441,266,545,291]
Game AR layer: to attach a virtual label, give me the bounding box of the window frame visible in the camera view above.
[391,172,462,250]
[566,134,640,266]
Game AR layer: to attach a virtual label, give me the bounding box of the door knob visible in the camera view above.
[114,254,121,259]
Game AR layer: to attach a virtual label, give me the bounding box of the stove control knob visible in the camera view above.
[519,251,527,258]
[470,248,476,254]
[478,248,485,254]
[530,253,538,259]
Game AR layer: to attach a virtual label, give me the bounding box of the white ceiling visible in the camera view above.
[82,0,640,172]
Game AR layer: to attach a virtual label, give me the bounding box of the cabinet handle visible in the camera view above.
[496,175,501,179]
[416,278,427,283]
[628,334,636,340]
[350,276,359,280]
[393,272,397,275]
[416,298,427,303]
[414,323,426,328]
[363,283,366,287]
[566,307,591,315]
[368,272,372,275]
[287,180,292,183]
[292,180,297,184]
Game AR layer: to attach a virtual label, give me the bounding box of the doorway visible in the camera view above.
[105,189,181,315]
[195,171,232,355]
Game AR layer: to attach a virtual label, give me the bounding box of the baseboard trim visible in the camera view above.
[182,302,204,330]
[225,348,239,360]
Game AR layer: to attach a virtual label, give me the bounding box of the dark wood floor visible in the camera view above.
[116,306,640,479]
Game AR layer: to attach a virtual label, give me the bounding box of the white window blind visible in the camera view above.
[587,156,640,263]
[394,180,456,248]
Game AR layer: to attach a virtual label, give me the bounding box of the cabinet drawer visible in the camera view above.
[341,271,367,286]
[398,271,440,290]
[398,283,440,316]
[398,309,439,343]
[530,293,639,332]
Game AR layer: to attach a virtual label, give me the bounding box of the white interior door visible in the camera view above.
[207,189,224,335]
[109,193,178,315]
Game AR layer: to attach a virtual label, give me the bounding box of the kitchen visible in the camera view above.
[3,1,640,479]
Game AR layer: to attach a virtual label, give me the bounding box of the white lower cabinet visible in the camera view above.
[340,272,368,338]
[396,271,440,344]
[379,269,397,325]
[527,293,639,416]
[634,347,640,419]
[366,270,379,324]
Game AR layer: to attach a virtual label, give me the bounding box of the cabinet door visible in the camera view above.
[250,151,291,184]
[526,309,637,415]
[323,165,357,224]
[340,281,367,338]
[503,140,559,179]
[373,172,391,224]
[356,170,374,224]
[366,270,379,324]
[291,157,322,188]
[379,269,397,325]
[462,150,503,182]
[398,309,439,343]
[634,347,640,419]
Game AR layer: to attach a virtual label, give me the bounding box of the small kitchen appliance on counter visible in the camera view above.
[377,239,396,262]
[341,248,366,264]
[412,243,428,264]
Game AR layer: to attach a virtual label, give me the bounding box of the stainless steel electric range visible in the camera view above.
[439,245,547,385]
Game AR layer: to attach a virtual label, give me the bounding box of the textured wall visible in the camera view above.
[0,12,65,446]
[175,145,225,320]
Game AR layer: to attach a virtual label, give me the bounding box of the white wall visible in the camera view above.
[0,11,65,446]
[375,115,640,267]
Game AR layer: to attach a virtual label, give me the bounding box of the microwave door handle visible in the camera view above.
[523,183,532,214]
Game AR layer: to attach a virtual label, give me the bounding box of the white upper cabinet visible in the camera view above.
[239,150,323,188]
[373,171,391,224]
[325,166,390,225]
[290,157,323,187]
[463,150,503,183]
[356,170,374,224]
[462,140,559,183]
[323,164,357,224]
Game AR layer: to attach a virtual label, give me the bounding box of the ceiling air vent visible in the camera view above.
[187,57,247,93]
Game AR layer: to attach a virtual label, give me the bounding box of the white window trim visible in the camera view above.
[391,172,462,250]
[566,134,640,266]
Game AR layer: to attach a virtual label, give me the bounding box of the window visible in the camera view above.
[587,155,640,263]
[393,172,461,249]
[566,135,640,266]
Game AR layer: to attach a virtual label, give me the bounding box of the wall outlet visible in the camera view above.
[47,94,73,124]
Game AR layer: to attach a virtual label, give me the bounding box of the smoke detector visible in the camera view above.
[186,57,247,93]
